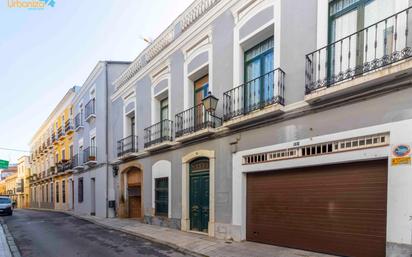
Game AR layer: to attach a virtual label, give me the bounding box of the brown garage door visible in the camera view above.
[247,160,387,257]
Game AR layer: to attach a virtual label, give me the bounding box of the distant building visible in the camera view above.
[17,156,30,208]
[0,165,17,181]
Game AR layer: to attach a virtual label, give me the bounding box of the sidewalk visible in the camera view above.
[0,225,11,257]
[67,212,336,257]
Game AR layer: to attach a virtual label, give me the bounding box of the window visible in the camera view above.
[194,75,209,106]
[69,145,73,160]
[62,180,66,203]
[62,149,66,161]
[90,136,96,148]
[46,184,49,202]
[155,177,168,216]
[55,153,59,163]
[160,98,169,121]
[130,116,135,136]
[56,182,59,203]
[78,178,83,203]
[244,37,274,111]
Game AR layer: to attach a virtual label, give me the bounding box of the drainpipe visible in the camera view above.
[105,62,109,218]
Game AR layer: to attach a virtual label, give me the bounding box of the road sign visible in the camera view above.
[0,160,9,169]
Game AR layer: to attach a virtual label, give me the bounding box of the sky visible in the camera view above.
[0,0,193,164]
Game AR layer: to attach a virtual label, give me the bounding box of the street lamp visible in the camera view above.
[202,91,219,113]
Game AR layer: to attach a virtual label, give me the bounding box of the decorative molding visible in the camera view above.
[113,0,222,91]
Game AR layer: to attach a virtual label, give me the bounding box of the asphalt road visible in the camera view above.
[1,209,192,257]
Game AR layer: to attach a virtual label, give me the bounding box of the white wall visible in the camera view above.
[152,160,172,218]
[232,118,412,245]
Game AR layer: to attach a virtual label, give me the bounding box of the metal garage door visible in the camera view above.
[246,160,387,257]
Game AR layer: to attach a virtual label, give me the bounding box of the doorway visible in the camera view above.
[91,178,96,216]
[127,168,142,218]
[189,158,210,233]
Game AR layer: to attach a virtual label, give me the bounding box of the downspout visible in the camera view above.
[105,62,109,218]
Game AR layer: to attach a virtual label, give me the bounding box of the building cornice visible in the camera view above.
[111,0,234,101]
[112,0,223,93]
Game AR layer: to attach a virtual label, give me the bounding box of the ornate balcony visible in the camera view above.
[85,99,96,122]
[57,126,65,140]
[65,119,74,135]
[74,113,84,131]
[117,136,138,158]
[57,160,73,173]
[83,146,97,165]
[72,153,84,170]
[144,120,175,151]
[305,7,412,103]
[175,103,222,142]
[223,68,285,127]
[52,132,58,145]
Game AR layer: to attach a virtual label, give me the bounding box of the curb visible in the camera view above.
[28,208,208,257]
[1,224,21,257]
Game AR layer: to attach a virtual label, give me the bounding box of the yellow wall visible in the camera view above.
[53,105,74,163]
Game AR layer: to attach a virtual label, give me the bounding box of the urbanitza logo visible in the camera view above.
[8,0,55,9]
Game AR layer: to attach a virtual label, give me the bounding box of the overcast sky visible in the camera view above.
[0,0,193,164]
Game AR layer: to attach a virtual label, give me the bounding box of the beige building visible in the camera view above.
[3,173,18,205]
[17,156,30,208]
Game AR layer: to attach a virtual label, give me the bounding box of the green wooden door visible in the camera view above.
[189,158,210,233]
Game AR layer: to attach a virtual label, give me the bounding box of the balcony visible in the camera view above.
[305,7,412,103]
[175,103,222,142]
[52,132,58,144]
[57,126,65,140]
[65,119,74,135]
[83,146,97,165]
[47,166,55,176]
[223,68,285,127]
[72,153,84,170]
[85,98,96,122]
[117,135,138,158]
[74,113,84,131]
[144,120,175,151]
[57,160,73,173]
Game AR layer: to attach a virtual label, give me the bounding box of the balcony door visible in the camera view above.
[244,37,274,113]
[328,0,402,79]
[130,116,135,137]
[193,75,209,130]
[160,98,169,140]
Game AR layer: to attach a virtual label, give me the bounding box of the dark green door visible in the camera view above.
[189,158,210,233]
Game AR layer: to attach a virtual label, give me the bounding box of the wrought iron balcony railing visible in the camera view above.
[65,119,74,133]
[83,146,97,163]
[57,126,65,139]
[85,98,96,121]
[175,103,222,138]
[117,135,138,157]
[144,120,173,148]
[52,132,58,144]
[305,7,412,94]
[47,166,55,176]
[72,153,84,168]
[57,160,72,173]
[74,113,83,130]
[223,68,285,121]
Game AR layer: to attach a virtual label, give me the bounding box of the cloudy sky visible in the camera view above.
[0,0,193,164]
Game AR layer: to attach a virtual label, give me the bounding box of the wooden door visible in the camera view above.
[193,75,209,130]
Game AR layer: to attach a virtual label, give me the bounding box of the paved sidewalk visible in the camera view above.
[67,212,336,257]
[0,225,12,257]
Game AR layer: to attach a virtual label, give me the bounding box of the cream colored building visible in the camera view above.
[17,156,30,208]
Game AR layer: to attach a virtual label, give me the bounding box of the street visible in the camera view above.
[0,209,191,257]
